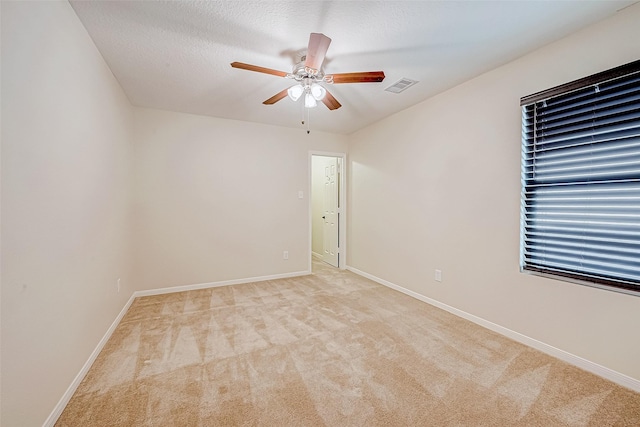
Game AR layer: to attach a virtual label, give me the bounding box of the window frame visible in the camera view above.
[520,59,640,296]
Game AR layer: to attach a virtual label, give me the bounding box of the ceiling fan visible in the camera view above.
[231,33,385,111]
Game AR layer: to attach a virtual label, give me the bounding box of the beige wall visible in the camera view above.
[131,108,348,291]
[347,3,640,381]
[1,2,134,425]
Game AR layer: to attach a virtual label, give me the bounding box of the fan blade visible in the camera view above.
[263,88,289,105]
[231,62,288,78]
[322,89,341,110]
[330,71,385,84]
[305,33,331,73]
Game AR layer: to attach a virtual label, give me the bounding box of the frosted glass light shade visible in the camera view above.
[310,84,326,100]
[304,93,317,108]
[287,85,304,101]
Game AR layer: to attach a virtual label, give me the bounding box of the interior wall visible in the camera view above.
[1,2,134,426]
[132,108,348,291]
[311,156,337,257]
[347,3,640,382]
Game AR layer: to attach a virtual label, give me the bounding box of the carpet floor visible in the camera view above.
[56,261,640,426]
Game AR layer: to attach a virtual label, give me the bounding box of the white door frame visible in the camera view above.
[308,151,347,271]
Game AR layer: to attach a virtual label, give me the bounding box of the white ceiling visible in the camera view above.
[70,0,635,135]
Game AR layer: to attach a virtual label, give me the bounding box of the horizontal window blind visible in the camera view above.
[520,60,640,294]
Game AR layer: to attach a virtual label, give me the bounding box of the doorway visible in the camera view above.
[310,153,345,269]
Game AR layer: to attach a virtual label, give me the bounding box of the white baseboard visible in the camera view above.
[42,294,136,427]
[346,265,640,393]
[43,269,310,426]
[133,270,310,297]
[312,251,323,260]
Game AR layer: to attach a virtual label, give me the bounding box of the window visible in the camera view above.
[520,60,640,295]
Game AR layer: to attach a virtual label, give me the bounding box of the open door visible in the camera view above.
[311,155,342,268]
[322,157,339,267]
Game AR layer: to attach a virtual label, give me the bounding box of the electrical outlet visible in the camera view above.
[117,278,121,293]
[283,251,289,260]
[434,269,442,282]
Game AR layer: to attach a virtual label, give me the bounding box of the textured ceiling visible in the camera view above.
[70,0,635,135]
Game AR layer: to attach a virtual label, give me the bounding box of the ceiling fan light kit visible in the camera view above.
[287,79,327,107]
[231,32,385,132]
[304,93,317,108]
[286,85,302,101]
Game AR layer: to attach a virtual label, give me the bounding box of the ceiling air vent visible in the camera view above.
[385,78,418,93]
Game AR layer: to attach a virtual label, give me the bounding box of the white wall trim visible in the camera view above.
[43,294,136,427]
[133,270,310,297]
[346,265,640,393]
[42,269,309,426]
[312,251,323,260]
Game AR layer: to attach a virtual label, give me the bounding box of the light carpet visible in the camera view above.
[56,261,640,426]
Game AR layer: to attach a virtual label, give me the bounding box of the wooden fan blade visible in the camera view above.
[330,71,386,84]
[305,33,331,72]
[263,88,289,105]
[322,89,341,110]
[231,62,288,78]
